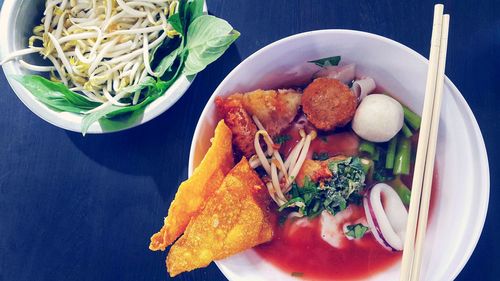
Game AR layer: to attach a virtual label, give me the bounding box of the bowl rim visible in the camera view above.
[188,29,490,281]
[0,0,206,134]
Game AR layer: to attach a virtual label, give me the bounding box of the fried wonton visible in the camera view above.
[149,120,234,251]
[166,158,273,277]
[239,89,302,136]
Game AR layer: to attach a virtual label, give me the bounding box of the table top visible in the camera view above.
[1,0,498,280]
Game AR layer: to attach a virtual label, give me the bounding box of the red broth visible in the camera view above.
[255,213,401,280]
[256,124,439,280]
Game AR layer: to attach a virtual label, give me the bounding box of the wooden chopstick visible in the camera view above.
[399,4,445,281]
[410,14,450,281]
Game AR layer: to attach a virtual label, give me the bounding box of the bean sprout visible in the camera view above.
[251,116,317,207]
[0,0,179,112]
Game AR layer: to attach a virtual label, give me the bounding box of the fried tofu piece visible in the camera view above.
[296,159,332,187]
[239,89,302,136]
[215,96,258,158]
[215,89,302,157]
[149,120,234,251]
[166,158,273,277]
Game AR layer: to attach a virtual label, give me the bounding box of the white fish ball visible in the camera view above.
[352,94,404,142]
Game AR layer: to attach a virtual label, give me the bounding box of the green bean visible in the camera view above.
[360,158,373,175]
[393,137,411,175]
[391,178,411,205]
[403,105,422,130]
[359,141,376,158]
[401,122,413,138]
[385,136,398,169]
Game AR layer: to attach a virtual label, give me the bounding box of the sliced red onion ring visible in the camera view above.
[314,64,356,84]
[351,77,376,101]
[363,183,408,251]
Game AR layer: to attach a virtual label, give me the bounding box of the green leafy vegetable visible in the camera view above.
[168,0,204,36]
[15,0,239,134]
[373,162,395,182]
[312,152,329,161]
[345,224,369,239]
[281,157,366,217]
[309,56,341,67]
[182,15,240,76]
[13,75,100,113]
[274,134,291,144]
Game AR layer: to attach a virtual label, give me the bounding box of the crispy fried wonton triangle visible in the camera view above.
[149,120,234,251]
[166,158,273,277]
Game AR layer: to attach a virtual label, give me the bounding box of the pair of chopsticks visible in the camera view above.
[399,4,450,281]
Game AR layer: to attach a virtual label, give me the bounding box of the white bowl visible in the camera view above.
[0,0,205,134]
[189,30,489,281]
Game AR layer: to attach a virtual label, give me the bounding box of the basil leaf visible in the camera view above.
[99,107,147,132]
[345,223,369,239]
[187,0,204,22]
[14,75,100,113]
[183,15,240,76]
[119,76,156,96]
[81,106,120,135]
[154,46,182,77]
[309,56,341,67]
[168,14,183,35]
[169,0,204,36]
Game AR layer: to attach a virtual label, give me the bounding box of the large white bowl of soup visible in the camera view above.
[189,30,489,281]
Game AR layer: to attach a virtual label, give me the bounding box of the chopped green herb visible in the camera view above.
[312,152,330,161]
[373,160,395,182]
[274,134,291,144]
[291,272,304,277]
[281,157,366,217]
[345,224,369,239]
[308,56,341,67]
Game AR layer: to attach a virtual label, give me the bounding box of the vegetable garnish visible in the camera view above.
[308,56,341,67]
[312,152,329,161]
[273,134,291,145]
[2,0,239,134]
[345,223,369,239]
[281,157,366,217]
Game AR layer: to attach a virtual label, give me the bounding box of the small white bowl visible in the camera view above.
[0,0,205,134]
[189,30,489,281]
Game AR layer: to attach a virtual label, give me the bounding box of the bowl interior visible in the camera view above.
[0,0,193,134]
[189,30,489,281]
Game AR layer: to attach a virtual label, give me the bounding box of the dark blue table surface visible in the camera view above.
[1,1,498,280]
